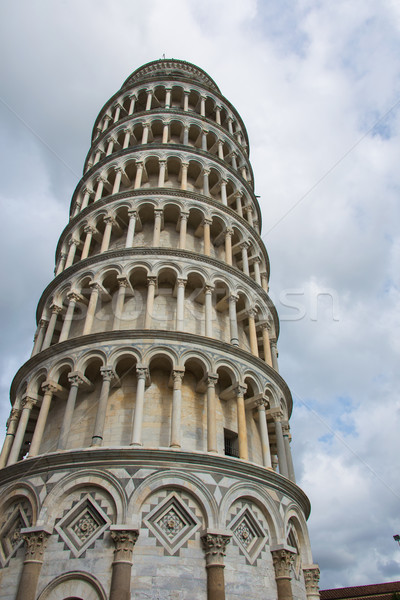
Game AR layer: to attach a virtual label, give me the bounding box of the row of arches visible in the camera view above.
[59,200,267,287]
[5,345,286,472]
[35,262,276,365]
[72,152,258,227]
[93,82,247,153]
[86,114,251,183]
[0,472,314,598]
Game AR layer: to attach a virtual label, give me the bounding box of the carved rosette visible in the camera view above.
[22,530,50,562]
[111,529,139,562]
[201,533,231,567]
[303,566,320,599]
[272,549,295,579]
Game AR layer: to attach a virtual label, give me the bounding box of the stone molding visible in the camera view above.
[0,448,311,517]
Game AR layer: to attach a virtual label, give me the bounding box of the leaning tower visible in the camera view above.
[0,60,320,600]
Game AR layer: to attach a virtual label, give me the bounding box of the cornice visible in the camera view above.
[43,246,278,335]
[0,447,310,518]
[10,329,292,415]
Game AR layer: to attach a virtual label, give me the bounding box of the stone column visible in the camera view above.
[162,122,169,143]
[134,161,144,189]
[220,179,227,206]
[203,168,210,196]
[206,374,218,453]
[41,304,62,350]
[0,408,20,468]
[235,192,243,217]
[203,218,212,256]
[15,529,51,600]
[81,225,96,260]
[228,295,239,347]
[80,186,93,211]
[106,136,116,156]
[144,276,157,328]
[215,105,221,125]
[125,210,137,248]
[303,565,321,600]
[180,161,188,190]
[55,251,67,275]
[227,116,233,134]
[283,422,296,483]
[31,319,47,356]
[158,159,167,187]
[100,215,115,252]
[271,339,279,371]
[224,228,233,265]
[128,93,136,115]
[183,124,189,145]
[131,367,148,446]
[145,89,153,110]
[235,384,248,460]
[29,382,59,457]
[113,277,129,330]
[102,115,111,132]
[165,87,172,108]
[59,292,81,343]
[141,123,150,144]
[200,94,206,116]
[65,238,80,269]
[113,103,122,123]
[109,528,139,600]
[241,241,250,276]
[253,256,261,284]
[247,308,259,357]
[170,369,185,448]
[153,209,163,246]
[179,211,188,249]
[58,373,88,450]
[176,278,186,331]
[94,176,107,202]
[262,323,273,367]
[123,128,131,149]
[261,272,269,293]
[204,285,214,338]
[202,128,208,151]
[201,532,231,600]
[83,283,101,335]
[112,167,123,194]
[7,397,37,465]
[183,90,189,111]
[255,398,272,468]
[231,153,238,170]
[272,549,295,600]
[218,140,224,159]
[91,367,114,446]
[272,412,289,478]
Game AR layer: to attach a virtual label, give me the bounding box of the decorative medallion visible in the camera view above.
[144,492,201,555]
[55,494,111,557]
[228,506,267,564]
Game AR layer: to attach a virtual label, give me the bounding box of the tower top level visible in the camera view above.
[0,60,319,600]
[122,58,221,93]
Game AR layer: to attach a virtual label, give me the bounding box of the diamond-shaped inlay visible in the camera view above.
[229,506,268,564]
[0,502,32,566]
[144,492,201,555]
[55,494,111,557]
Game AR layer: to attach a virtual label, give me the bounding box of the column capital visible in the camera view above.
[229,293,239,304]
[41,381,59,395]
[201,532,231,567]
[110,527,139,562]
[100,367,115,382]
[97,175,108,184]
[206,373,218,387]
[240,240,250,249]
[255,397,269,410]
[50,303,63,315]
[261,320,272,331]
[179,211,189,221]
[103,214,116,225]
[129,92,137,100]
[202,217,212,226]
[225,227,233,237]
[68,371,89,388]
[147,275,157,287]
[117,276,129,288]
[6,408,21,428]
[234,383,247,398]
[271,548,295,579]
[89,281,102,293]
[84,224,96,235]
[21,528,51,562]
[67,291,82,303]
[113,165,125,174]
[203,167,211,176]
[128,209,138,218]
[68,238,80,247]
[135,159,144,168]
[303,565,320,598]
[181,161,189,168]
[204,284,215,294]
[154,208,163,216]
[107,135,117,144]
[246,307,258,319]
[176,278,187,287]
[136,366,149,380]
[22,396,37,411]
[123,126,133,134]
[268,408,284,423]
[172,369,185,384]
[115,102,123,110]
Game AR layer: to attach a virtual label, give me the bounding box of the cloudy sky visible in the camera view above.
[1,0,400,590]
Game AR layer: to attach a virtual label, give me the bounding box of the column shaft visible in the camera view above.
[206,376,218,453]
[57,380,80,450]
[125,211,137,247]
[170,370,184,448]
[0,409,20,468]
[7,398,36,465]
[236,388,248,460]
[29,384,56,457]
[83,285,100,335]
[91,368,114,446]
[131,369,147,446]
